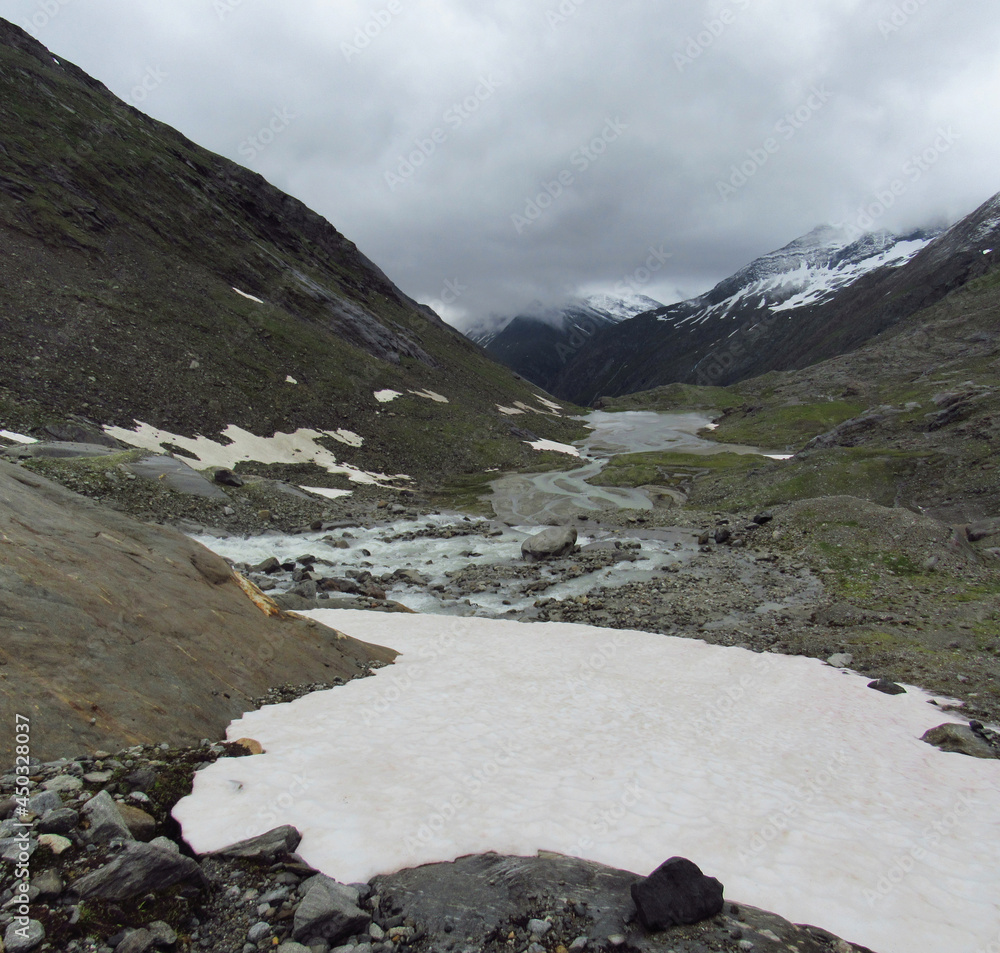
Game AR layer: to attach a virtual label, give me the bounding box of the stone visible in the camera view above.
[147,920,178,946]
[37,834,72,855]
[116,928,155,953]
[292,877,370,944]
[4,919,45,952]
[42,775,82,794]
[31,867,63,899]
[117,803,157,841]
[27,790,62,817]
[826,654,853,668]
[149,836,180,854]
[37,807,79,835]
[276,944,314,953]
[714,527,732,545]
[252,556,281,574]
[214,467,244,487]
[922,724,998,759]
[630,857,725,930]
[1,837,36,862]
[528,918,551,936]
[70,842,207,900]
[753,512,774,525]
[81,790,134,844]
[247,921,273,942]
[233,737,264,755]
[867,678,906,695]
[521,527,578,561]
[207,825,301,861]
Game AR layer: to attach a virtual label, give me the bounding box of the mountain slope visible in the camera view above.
[478,293,662,392]
[550,208,998,405]
[0,19,582,483]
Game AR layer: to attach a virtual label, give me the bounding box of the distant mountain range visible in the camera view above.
[475,198,999,405]
[473,293,663,391]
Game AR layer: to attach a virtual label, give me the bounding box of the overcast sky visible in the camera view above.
[4,1,1000,330]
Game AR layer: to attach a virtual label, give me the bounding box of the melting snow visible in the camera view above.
[409,389,449,403]
[374,390,402,403]
[298,486,353,500]
[103,422,406,486]
[232,287,264,304]
[0,430,38,444]
[527,438,580,456]
[285,376,298,385]
[496,405,526,415]
[174,609,1000,953]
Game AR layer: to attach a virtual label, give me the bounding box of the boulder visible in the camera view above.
[521,527,578,561]
[630,857,725,930]
[126,454,229,500]
[70,842,207,900]
[966,517,1000,543]
[213,467,244,487]
[116,803,157,841]
[922,724,998,759]
[81,790,133,844]
[207,825,301,862]
[4,919,45,952]
[292,876,371,944]
[867,678,906,695]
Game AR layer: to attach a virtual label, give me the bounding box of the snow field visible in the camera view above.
[174,610,1000,953]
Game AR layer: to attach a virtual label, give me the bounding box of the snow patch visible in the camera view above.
[174,610,1000,953]
[285,376,298,385]
[0,430,38,444]
[103,422,405,486]
[409,389,449,403]
[496,405,526,416]
[328,429,364,448]
[374,390,402,403]
[232,287,264,304]
[533,395,564,412]
[527,439,580,457]
[299,486,353,500]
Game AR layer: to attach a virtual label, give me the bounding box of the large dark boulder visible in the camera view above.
[630,857,725,930]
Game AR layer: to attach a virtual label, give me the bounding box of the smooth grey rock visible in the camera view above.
[147,920,178,946]
[4,919,45,952]
[922,723,998,759]
[116,928,155,953]
[149,836,180,854]
[42,775,82,794]
[826,653,853,668]
[126,454,229,500]
[31,867,63,899]
[630,856,725,930]
[81,790,134,844]
[292,878,370,944]
[70,842,206,900]
[27,790,62,816]
[276,944,313,953]
[521,526,577,561]
[207,825,302,861]
[247,921,273,942]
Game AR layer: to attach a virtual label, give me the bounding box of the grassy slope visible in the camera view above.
[0,22,585,484]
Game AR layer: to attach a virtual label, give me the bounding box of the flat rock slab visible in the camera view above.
[0,462,395,762]
[127,453,229,500]
[370,852,876,953]
[2,441,117,460]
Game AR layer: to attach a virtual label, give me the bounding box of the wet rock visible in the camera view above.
[251,556,281,574]
[922,724,998,759]
[867,678,906,695]
[522,527,578,561]
[630,857,725,930]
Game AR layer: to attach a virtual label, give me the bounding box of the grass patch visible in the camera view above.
[588,450,769,489]
[708,400,865,449]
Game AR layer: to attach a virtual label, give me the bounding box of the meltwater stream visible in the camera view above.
[192,411,778,617]
[489,410,774,524]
